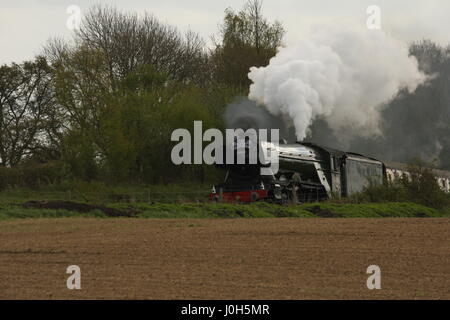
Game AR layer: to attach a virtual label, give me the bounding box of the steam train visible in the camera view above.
[209,141,450,204]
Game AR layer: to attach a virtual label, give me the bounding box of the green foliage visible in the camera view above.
[402,160,450,208]
[350,160,450,209]
[100,67,226,183]
[0,161,70,190]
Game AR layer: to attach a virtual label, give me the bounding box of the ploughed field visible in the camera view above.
[0,218,448,299]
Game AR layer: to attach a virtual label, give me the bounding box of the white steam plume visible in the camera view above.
[248,25,427,141]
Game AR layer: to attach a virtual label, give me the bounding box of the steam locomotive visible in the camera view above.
[209,141,450,203]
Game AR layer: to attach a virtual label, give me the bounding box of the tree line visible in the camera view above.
[0,1,284,188]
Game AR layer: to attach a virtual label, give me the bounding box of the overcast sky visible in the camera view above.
[1,0,449,65]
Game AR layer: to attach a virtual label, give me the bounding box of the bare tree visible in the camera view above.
[246,0,263,52]
[72,5,209,86]
[0,57,54,166]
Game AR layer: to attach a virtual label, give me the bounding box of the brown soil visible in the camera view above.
[0,218,448,299]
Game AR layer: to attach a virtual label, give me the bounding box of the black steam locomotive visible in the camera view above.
[210,141,386,204]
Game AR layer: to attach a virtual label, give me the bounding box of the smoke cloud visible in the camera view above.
[224,98,296,141]
[247,25,427,141]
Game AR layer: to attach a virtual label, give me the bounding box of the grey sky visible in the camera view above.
[1,0,449,65]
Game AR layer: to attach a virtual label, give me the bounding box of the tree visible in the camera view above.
[41,34,118,179]
[73,5,209,87]
[2,5,277,185]
[0,57,54,167]
[211,0,285,88]
[97,65,222,183]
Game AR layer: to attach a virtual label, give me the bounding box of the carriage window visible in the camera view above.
[332,157,339,171]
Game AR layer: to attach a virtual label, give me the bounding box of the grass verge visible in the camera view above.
[0,200,448,220]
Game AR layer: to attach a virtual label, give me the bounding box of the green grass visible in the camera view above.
[0,206,107,220]
[0,183,211,203]
[0,200,448,221]
[299,202,445,218]
[124,202,315,219]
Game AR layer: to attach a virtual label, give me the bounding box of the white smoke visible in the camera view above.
[248,25,427,141]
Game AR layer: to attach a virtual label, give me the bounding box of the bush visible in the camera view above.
[352,160,450,209]
[401,161,450,208]
[0,161,70,190]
